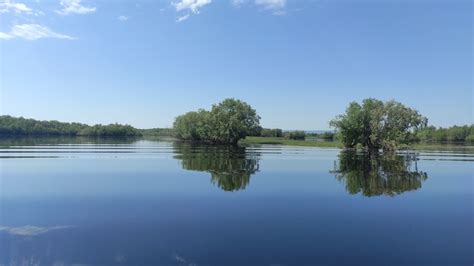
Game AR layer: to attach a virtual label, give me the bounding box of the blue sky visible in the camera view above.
[0,0,472,130]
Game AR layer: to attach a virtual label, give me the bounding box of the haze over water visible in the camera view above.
[0,138,472,265]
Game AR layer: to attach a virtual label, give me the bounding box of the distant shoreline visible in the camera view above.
[239,136,474,150]
[1,135,473,152]
[2,115,474,148]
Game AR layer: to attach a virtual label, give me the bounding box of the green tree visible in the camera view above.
[173,110,210,141]
[173,98,261,144]
[330,99,427,151]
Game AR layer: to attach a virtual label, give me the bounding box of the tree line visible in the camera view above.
[415,125,474,143]
[0,115,142,137]
[141,128,175,137]
[2,98,472,149]
[251,128,309,140]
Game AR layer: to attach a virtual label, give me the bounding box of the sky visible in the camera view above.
[0,0,472,130]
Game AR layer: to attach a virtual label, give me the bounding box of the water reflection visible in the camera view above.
[0,136,140,147]
[0,225,74,236]
[172,142,260,191]
[331,152,428,197]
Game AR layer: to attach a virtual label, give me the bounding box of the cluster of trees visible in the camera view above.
[140,128,175,137]
[415,125,474,143]
[0,115,142,137]
[286,130,306,140]
[173,98,261,144]
[251,128,307,140]
[258,129,305,140]
[307,132,335,140]
[330,99,427,151]
[259,128,283,138]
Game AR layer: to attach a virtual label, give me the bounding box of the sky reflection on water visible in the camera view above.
[0,138,472,265]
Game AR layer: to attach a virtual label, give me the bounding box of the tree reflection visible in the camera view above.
[173,143,260,191]
[331,151,428,197]
[0,136,140,146]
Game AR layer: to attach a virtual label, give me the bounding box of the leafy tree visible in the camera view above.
[248,126,263,137]
[330,99,427,151]
[208,98,261,144]
[173,110,210,141]
[173,99,261,144]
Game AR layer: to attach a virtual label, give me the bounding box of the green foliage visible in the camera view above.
[0,115,142,137]
[248,126,263,137]
[260,128,283,137]
[416,125,474,143]
[331,151,428,197]
[173,98,261,144]
[141,128,175,137]
[240,136,341,148]
[466,134,474,143]
[306,132,335,140]
[173,109,212,141]
[318,132,335,140]
[285,130,306,140]
[330,99,427,151]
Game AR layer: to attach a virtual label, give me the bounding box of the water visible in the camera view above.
[0,138,472,265]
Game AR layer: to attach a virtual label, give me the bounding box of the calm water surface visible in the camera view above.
[0,138,472,265]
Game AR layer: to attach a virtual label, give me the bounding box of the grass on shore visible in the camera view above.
[240,137,341,148]
[240,137,474,151]
[411,142,474,151]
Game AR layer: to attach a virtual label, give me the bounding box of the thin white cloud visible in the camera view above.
[56,0,96,15]
[232,0,287,14]
[0,24,76,40]
[173,0,211,14]
[0,0,33,14]
[0,225,74,236]
[0,31,13,40]
[117,15,128,21]
[255,0,286,9]
[231,0,249,7]
[176,14,190,22]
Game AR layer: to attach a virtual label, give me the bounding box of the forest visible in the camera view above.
[0,115,142,137]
